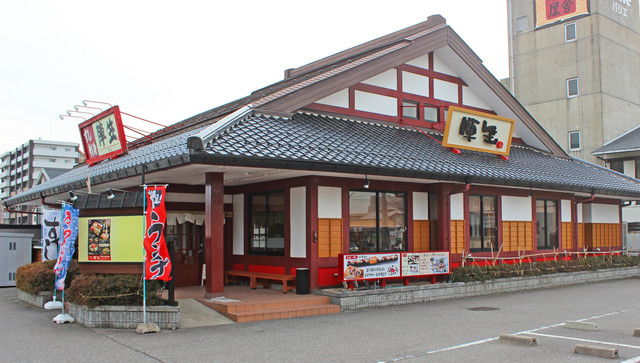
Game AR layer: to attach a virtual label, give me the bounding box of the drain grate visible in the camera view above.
[469,306,500,311]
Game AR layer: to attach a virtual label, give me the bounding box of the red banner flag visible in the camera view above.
[143,186,172,281]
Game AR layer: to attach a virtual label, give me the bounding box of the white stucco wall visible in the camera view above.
[406,54,429,69]
[501,196,532,221]
[315,88,349,108]
[433,55,457,76]
[582,203,620,223]
[413,192,429,220]
[233,194,244,255]
[402,71,429,97]
[450,193,464,220]
[462,86,490,110]
[290,187,306,258]
[433,79,459,103]
[318,186,342,218]
[561,200,572,222]
[354,91,397,117]
[361,69,397,90]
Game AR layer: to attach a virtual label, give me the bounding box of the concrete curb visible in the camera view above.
[498,334,537,346]
[574,344,618,359]
[564,321,598,330]
[316,267,640,312]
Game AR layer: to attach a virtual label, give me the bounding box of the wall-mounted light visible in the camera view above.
[83,100,113,108]
[364,175,370,189]
[106,188,128,200]
[68,190,95,201]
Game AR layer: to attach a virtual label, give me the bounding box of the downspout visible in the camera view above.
[578,193,596,204]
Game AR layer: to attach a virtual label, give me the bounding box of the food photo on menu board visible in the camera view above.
[88,219,111,260]
[343,253,401,280]
[401,252,449,276]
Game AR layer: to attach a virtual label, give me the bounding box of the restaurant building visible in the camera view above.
[4,16,640,298]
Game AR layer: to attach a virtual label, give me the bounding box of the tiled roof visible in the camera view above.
[2,125,207,206]
[195,112,640,197]
[593,125,640,155]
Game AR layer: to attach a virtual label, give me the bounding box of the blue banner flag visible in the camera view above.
[53,205,79,291]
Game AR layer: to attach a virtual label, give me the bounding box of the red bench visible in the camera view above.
[224,270,296,293]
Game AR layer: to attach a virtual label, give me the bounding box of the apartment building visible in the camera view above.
[0,139,81,224]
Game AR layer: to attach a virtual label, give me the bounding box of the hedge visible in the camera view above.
[66,274,163,309]
[451,255,640,283]
[16,260,79,294]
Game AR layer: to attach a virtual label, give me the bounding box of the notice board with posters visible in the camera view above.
[339,251,450,282]
[78,215,143,263]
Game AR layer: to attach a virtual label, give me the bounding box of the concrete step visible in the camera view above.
[197,295,339,323]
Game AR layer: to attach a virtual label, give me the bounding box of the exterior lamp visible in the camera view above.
[69,190,95,201]
[59,114,85,120]
[364,175,370,189]
[83,100,113,108]
[106,188,128,200]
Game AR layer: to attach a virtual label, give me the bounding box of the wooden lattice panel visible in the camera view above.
[577,223,584,249]
[413,220,430,251]
[562,222,573,250]
[501,221,533,252]
[584,223,621,248]
[318,218,343,258]
[450,220,465,254]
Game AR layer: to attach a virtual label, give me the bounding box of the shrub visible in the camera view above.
[66,274,163,309]
[16,260,79,294]
[451,255,640,283]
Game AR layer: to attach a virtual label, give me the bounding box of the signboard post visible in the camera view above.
[78,105,128,166]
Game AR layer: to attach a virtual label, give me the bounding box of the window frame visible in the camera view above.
[348,190,408,253]
[468,194,498,253]
[516,16,528,32]
[567,78,579,98]
[248,190,286,256]
[568,131,581,151]
[565,23,577,42]
[402,100,420,120]
[536,199,558,250]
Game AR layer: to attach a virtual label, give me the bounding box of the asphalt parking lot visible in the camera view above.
[3,278,640,362]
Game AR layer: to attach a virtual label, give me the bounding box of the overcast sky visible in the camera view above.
[0,0,510,151]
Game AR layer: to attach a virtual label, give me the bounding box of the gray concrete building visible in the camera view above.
[506,0,640,165]
[0,139,81,224]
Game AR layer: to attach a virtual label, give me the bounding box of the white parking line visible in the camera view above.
[379,308,640,362]
[621,356,640,363]
[525,332,640,350]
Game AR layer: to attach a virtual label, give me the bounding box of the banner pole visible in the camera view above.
[142,185,147,324]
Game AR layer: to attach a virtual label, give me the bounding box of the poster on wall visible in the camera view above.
[535,0,590,29]
[342,253,401,280]
[401,252,450,276]
[87,219,111,260]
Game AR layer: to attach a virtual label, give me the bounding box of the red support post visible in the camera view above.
[204,172,225,298]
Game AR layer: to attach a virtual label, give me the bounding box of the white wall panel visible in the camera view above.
[561,200,572,222]
[462,86,490,110]
[233,194,244,255]
[165,193,205,203]
[450,193,464,220]
[402,71,430,97]
[434,79,459,103]
[624,160,635,177]
[361,69,397,90]
[290,187,307,258]
[433,55,457,76]
[577,203,583,223]
[501,196,532,221]
[405,54,430,69]
[315,88,349,108]
[413,192,429,220]
[583,203,620,223]
[224,194,233,204]
[318,186,342,218]
[355,91,397,117]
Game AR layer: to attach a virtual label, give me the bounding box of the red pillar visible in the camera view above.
[205,172,224,298]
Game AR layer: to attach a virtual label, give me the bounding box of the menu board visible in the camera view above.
[401,252,449,276]
[342,253,401,281]
[87,219,111,260]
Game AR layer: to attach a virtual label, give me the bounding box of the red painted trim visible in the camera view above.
[396,63,469,87]
[79,106,128,166]
[318,267,340,286]
[205,172,225,295]
[232,263,244,271]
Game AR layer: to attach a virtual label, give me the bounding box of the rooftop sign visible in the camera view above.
[78,106,127,166]
[535,0,590,29]
[442,106,515,156]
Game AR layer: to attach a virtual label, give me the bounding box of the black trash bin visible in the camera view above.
[296,268,309,295]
